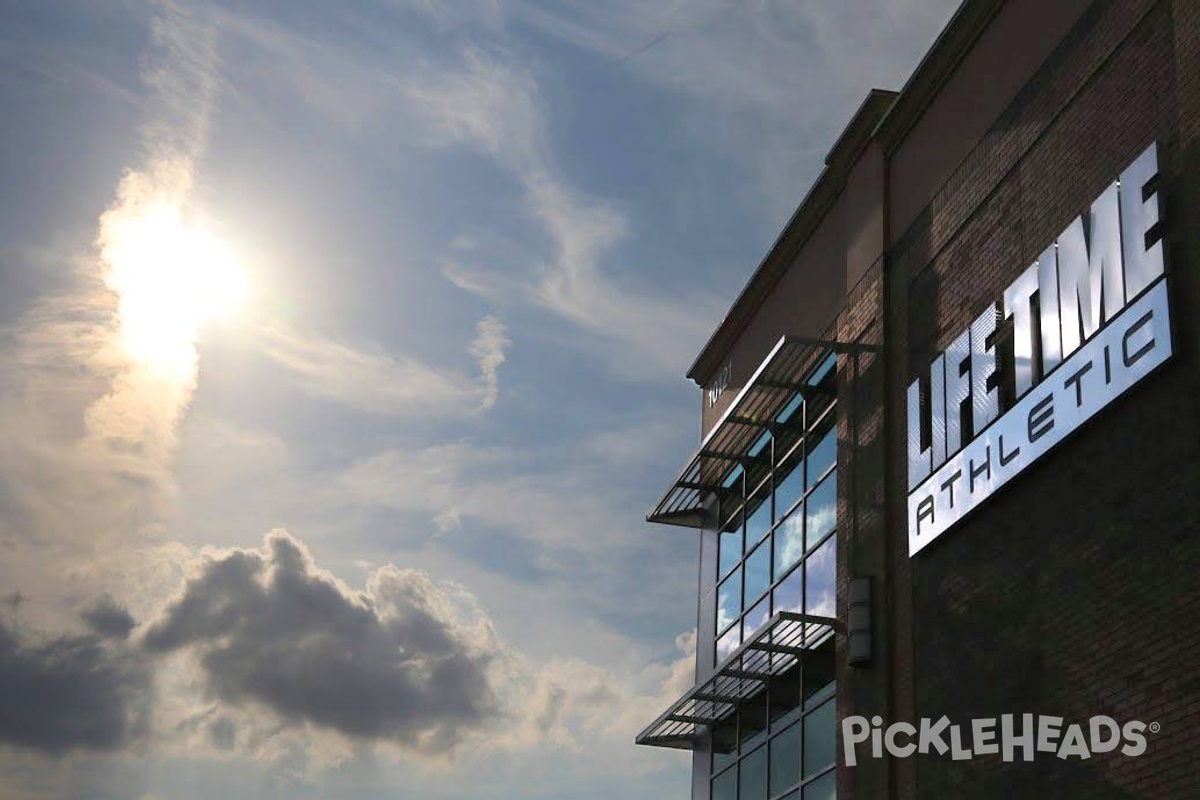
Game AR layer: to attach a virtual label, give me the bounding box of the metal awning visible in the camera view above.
[647,335,864,528]
[635,611,838,749]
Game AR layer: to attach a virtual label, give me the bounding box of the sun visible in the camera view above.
[101,203,248,378]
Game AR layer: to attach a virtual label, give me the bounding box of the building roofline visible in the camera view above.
[686,0,1002,387]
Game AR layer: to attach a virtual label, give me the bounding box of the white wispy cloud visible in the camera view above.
[403,46,722,376]
[164,0,957,384]
[257,316,509,417]
[469,315,510,411]
[327,433,696,626]
[508,0,960,218]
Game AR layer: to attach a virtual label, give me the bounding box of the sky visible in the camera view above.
[0,1,958,797]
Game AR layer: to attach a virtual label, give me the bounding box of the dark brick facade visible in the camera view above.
[839,1,1200,797]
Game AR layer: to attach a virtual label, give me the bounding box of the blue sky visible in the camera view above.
[0,1,956,797]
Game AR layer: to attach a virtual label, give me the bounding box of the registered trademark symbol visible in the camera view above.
[1149,722,1161,734]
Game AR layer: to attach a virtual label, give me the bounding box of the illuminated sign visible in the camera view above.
[907,142,1173,555]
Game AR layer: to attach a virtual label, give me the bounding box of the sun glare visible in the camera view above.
[101,204,248,378]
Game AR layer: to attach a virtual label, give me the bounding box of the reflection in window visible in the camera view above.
[712,765,737,800]
[748,431,772,459]
[745,492,772,549]
[776,391,803,425]
[807,424,836,486]
[774,511,804,577]
[805,473,836,551]
[704,350,838,800]
[719,519,742,581]
[769,722,800,795]
[810,351,836,387]
[805,537,836,618]
[773,565,802,614]
[717,571,741,633]
[803,771,836,800]
[744,542,771,606]
[803,700,836,778]
[712,719,737,774]
[803,638,836,704]
[740,694,770,752]
[774,455,805,522]
[805,354,837,425]
[717,624,740,663]
[769,671,802,730]
[744,594,770,639]
[723,464,745,490]
[739,745,767,800]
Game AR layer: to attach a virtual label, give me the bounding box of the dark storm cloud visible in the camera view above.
[143,531,503,750]
[81,595,137,640]
[0,615,150,754]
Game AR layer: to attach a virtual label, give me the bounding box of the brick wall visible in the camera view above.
[839,0,1200,797]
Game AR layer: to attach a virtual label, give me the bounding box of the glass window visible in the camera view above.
[703,350,838,800]
[739,694,770,752]
[769,721,801,795]
[717,571,742,633]
[712,765,737,800]
[712,719,737,774]
[744,541,771,607]
[774,456,805,522]
[723,464,745,490]
[770,671,802,731]
[807,425,836,487]
[739,744,768,800]
[774,512,804,577]
[803,639,836,706]
[803,771,836,800]
[773,564,802,615]
[743,594,770,640]
[803,700,836,778]
[809,352,836,387]
[745,492,772,549]
[805,473,837,551]
[805,355,837,424]
[717,624,740,663]
[720,521,742,581]
[776,391,803,425]
[805,537,836,619]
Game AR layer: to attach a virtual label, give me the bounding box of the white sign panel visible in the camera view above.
[908,278,1171,554]
[906,142,1173,556]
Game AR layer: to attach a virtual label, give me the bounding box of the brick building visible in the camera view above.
[635,1,1200,798]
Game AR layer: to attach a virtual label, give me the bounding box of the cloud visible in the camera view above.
[406,46,720,375]
[257,317,509,417]
[394,0,956,225]
[497,628,697,755]
[130,527,695,769]
[404,47,546,175]
[143,530,505,753]
[0,0,226,624]
[510,0,960,217]
[81,596,138,640]
[205,0,957,383]
[139,0,220,169]
[327,434,698,652]
[0,612,151,755]
[468,315,510,411]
